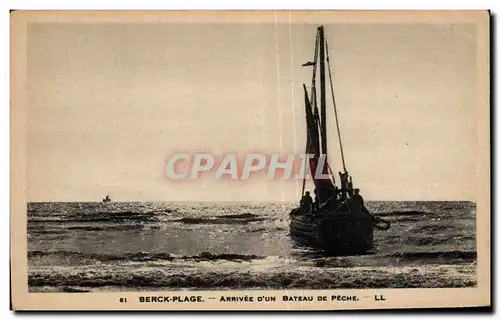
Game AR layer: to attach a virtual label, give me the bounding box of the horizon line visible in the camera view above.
[26,199,477,203]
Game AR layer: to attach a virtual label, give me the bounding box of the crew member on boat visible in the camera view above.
[332,185,339,201]
[352,188,365,213]
[300,191,314,213]
[313,189,319,212]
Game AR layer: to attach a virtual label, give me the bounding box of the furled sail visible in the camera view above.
[303,84,335,204]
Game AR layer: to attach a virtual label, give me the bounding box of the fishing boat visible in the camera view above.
[289,25,390,255]
[102,194,111,203]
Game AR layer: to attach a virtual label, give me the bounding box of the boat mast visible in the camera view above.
[318,26,328,159]
[301,30,320,197]
[300,26,338,201]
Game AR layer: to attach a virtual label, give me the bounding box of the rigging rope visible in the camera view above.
[325,40,347,173]
[327,163,336,184]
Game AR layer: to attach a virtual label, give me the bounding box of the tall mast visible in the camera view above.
[318,26,327,158]
[300,26,336,203]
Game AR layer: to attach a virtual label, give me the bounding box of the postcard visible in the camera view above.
[10,10,490,310]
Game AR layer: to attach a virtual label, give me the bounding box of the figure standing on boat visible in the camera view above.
[300,191,314,213]
[352,188,365,213]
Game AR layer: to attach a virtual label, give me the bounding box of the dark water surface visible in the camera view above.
[27,201,476,292]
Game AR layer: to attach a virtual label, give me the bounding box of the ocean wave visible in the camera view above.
[28,250,264,263]
[27,228,68,235]
[375,232,463,247]
[219,213,261,219]
[61,286,91,292]
[300,250,477,268]
[29,211,162,223]
[410,224,454,233]
[384,250,476,260]
[66,225,160,232]
[374,210,432,217]
[412,237,451,246]
[175,213,267,225]
[248,228,267,233]
[28,263,477,289]
[399,234,461,247]
[377,216,423,223]
[28,224,158,234]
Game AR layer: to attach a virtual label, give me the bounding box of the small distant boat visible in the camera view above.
[289,26,390,255]
[102,194,111,203]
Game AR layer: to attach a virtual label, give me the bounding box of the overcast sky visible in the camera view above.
[26,15,479,202]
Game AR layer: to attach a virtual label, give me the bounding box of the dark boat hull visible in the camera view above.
[290,209,375,255]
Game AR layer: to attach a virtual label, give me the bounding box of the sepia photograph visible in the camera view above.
[10,10,490,310]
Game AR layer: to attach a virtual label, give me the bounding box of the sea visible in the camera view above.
[27,201,477,292]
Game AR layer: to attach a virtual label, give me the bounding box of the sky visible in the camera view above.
[26,15,479,202]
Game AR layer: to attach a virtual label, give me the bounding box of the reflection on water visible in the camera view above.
[27,201,477,291]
